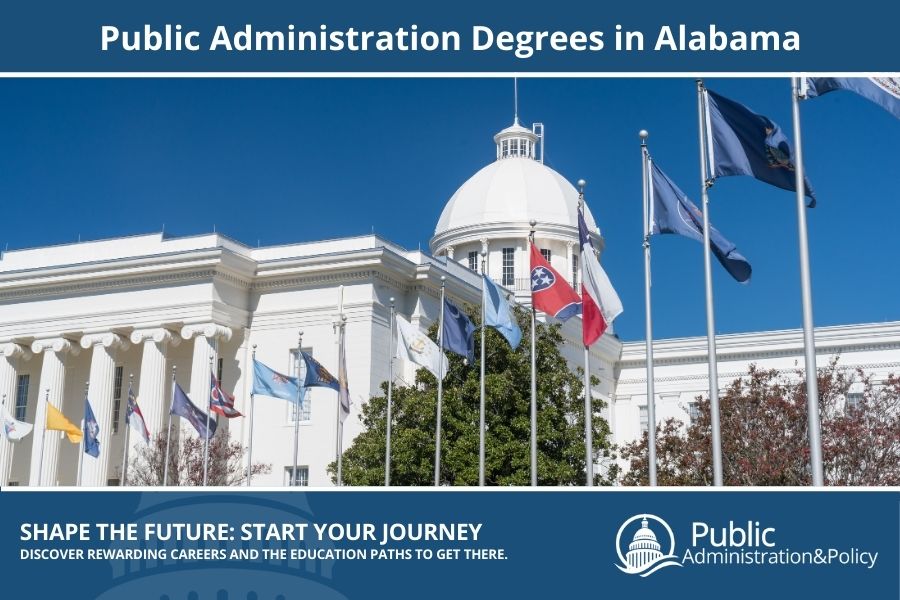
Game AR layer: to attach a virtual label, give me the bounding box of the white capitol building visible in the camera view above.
[1,117,898,487]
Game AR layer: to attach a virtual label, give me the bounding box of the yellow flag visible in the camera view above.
[46,402,82,444]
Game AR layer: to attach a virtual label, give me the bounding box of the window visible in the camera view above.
[106,478,120,486]
[284,466,309,487]
[217,358,224,383]
[541,248,551,262]
[15,374,29,421]
[501,140,509,158]
[639,406,649,435]
[6,481,18,487]
[688,402,700,425]
[288,349,312,422]
[502,247,515,287]
[846,392,863,411]
[468,251,478,271]
[112,366,124,434]
[572,254,579,289]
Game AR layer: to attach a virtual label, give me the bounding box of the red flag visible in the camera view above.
[529,243,581,321]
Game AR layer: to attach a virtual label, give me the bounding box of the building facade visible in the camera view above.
[1,119,897,487]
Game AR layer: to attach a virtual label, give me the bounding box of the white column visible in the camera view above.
[566,241,575,288]
[79,332,128,487]
[130,328,179,445]
[0,343,32,485]
[180,324,232,424]
[29,338,79,486]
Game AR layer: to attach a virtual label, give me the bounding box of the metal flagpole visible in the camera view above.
[791,77,824,486]
[696,80,724,487]
[642,133,659,486]
[37,389,48,487]
[2,394,13,486]
[641,130,659,487]
[479,252,487,486]
[163,366,176,486]
[77,382,88,487]
[385,298,395,487]
[293,331,303,487]
[120,374,133,486]
[434,276,446,487]
[335,285,345,487]
[203,356,213,486]
[577,181,593,487]
[246,345,257,486]
[529,220,538,487]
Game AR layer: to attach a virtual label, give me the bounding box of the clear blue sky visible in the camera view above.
[1,77,897,341]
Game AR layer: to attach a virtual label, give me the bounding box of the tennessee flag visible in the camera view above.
[579,207,623,346]
[530,243,581,321]
[46,402,83,444]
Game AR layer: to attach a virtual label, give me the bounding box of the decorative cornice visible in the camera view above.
[30,337,80,356]
[616,361,900,386]
[0,343,32,361]
[181,323,233,342]
[130,328,181,346]
[79,332,129,351]
[0,269,218,301]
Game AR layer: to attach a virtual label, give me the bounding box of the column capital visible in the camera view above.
[80,332,130,351]
[1,342,32,361]
[181,323,232,342]
[130,327,181,347]
[30,337,80,356]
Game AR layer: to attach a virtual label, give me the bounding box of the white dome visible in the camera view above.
[433,157,598,238]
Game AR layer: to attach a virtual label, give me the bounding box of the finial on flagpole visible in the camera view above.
[389,297,395,307]
[639,129,649,143]
[529,219,537,242]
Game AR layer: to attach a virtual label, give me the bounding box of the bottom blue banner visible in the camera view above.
[1,489,897,599]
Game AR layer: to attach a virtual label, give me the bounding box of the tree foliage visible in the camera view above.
[620,361,900,486]
[337,305,618,486]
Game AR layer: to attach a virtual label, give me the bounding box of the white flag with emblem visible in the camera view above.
[396,314,448,380]
[1,402,33,441]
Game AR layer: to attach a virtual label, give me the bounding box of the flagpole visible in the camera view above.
[293,331,303,487]
[529,219,538,487]
[77,382,88,487]
[2,394,13,486]
[163,366,175,486]
[434,276,446,487]
[335,284,345,487]
[246,344,257,487]
[203,356,213,486]
[791,76,824,486]
[479,253,487,487]
[120,374,133,486]
[577,181,594,487]
[640,130,659,487]
[37,389,49,486]
[385,298,395,487]
[697,79,724,487]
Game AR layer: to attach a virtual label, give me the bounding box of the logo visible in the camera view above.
[530,266,555,291]
[615,514,682,577]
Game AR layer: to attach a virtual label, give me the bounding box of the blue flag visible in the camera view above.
[83,397,100,458]
[805,77,900,120]
[299,352,341,392]
[483,276,522,349]
[252,359,302,403]
[705,88,816,207]
[171,382,217,440]
[650,160,752,283]
[442,298,475,362]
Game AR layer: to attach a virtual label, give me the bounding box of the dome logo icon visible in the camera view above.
[615,514,683,577]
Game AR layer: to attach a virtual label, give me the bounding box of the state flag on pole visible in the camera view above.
[805,77,900,120]
[578,208,623,346]
[125,385,150,444]
[170,382,216,440]
[336,332,351,422]
[46,402,82,444]
[83,397,100,458]
[442,298,476,362]
[704,88,816,206]
[396,314,448,380]
[252,359,301,404]
[1,403,32,441]
[483,275,522,349]
[530,243,581,321]
[650,159,752,283]
[299,352,341,392]
[209,372,242,418]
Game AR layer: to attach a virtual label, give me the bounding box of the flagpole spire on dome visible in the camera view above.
[514,76,519,125]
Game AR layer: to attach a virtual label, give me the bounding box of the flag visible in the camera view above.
[1,404,32,441]
[299,351,340,392]
[170,382,216,440]
[209,372,242,418]
[337,329,351,422]
[442,298,475,362]
[396,314,448,380]
[46,402,82,444]
[252,359,301,403]
[483,276,522,349]
[530,243,581,321]
[578,208,623,346]
[805,77,900,120]
[705,88,816,206]
[83,398,100,458]
[125,385,150,444]
[650,160,752,283]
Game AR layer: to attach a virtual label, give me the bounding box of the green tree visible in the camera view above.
[335,305,618,486]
